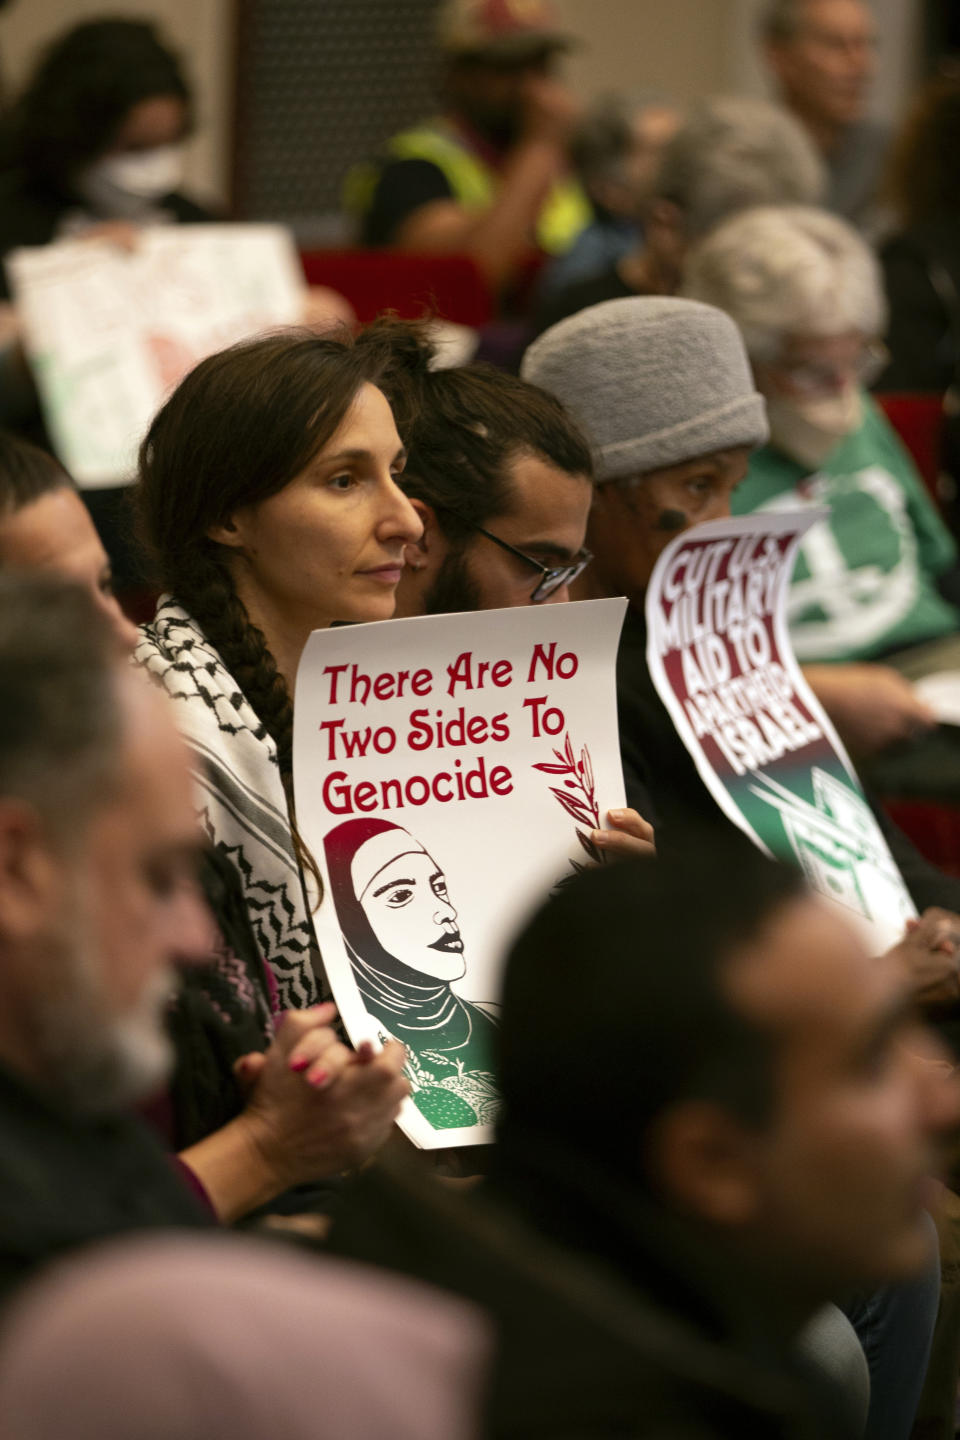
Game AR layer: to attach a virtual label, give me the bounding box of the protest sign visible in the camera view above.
[6,224,304,487]
[294,600,628,1148]
[646,513,915,952]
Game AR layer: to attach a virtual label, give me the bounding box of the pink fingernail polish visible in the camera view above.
[289,1057,310,1073]
[309,1069,329,1088]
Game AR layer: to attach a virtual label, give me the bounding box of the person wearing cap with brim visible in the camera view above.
[344,0,591,298]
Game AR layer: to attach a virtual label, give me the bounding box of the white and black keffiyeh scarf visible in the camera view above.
[135,599,322,1009]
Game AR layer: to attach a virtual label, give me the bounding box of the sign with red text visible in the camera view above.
[294,600,628,1148]
[646,513,915,952]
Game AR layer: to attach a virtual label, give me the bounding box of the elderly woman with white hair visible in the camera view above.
[684,204,960,796]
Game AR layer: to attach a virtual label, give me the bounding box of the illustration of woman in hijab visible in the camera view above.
[323,816,500,1131]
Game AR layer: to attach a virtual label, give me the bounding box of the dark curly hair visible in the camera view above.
[0,19,191,195]
[372,319,593,544]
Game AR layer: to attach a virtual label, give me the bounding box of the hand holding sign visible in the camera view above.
[295,600,628,1148]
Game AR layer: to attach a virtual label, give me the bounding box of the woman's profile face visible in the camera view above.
[356,844,467,982]
[220,382,423,635]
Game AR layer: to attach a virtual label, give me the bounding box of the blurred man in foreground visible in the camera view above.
[332,845,959,1437]
[0,576,212,1297]
[0,574,410,1296]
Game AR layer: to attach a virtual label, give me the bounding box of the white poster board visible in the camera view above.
[294,600,628,1148]
[6,224,305,488]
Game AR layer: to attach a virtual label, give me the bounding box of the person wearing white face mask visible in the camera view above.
[0,18,210,291]
[0,19,354,597]
[77,143,189,226]
[0,21,214,591]
[684,204,960,797]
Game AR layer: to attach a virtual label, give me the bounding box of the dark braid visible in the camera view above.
[175,547,295,782]
[172,541,320,897]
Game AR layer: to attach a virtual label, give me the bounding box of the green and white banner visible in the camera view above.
[646,512,915,951]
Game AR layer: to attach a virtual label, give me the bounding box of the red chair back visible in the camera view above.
[883,798,960,878]
[300,250,494,327]
[875,392,945,504]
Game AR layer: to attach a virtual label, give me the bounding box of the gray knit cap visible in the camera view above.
[521,296,768,482]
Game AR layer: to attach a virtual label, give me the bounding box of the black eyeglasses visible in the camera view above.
[464,520,593,603]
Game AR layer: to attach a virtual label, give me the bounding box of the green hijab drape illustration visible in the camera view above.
[323,817,500,1129]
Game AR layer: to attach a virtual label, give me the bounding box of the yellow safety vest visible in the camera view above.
[345,119,591,257]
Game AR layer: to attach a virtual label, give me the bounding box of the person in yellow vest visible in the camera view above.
[346,0,590,298]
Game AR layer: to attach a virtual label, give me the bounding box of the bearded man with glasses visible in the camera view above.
[382,332,595,617]
[378,322,651,858]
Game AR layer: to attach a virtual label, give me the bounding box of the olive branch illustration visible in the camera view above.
[532,732,605,871]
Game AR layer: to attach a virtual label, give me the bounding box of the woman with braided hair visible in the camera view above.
[134,328,422,1015]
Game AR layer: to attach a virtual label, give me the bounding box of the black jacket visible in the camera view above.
[0,1065,207,1307]
[328,1149,854,1440]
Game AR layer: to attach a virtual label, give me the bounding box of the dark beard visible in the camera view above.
[424,549,482,615]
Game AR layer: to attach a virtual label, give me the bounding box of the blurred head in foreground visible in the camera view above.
[0,431,137,652]
[498,845,958,1298]
[0,575,210,1112]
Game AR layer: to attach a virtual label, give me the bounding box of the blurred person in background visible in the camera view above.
[0,18,352,593]
[0,18,212,295]
[760,0,886,232]
[0,431,136,653]
[535,94,823,334]
[536,91,680,301]
[683,205,960,800]
[346,0,590,302]
[0,18,214,595]
[876,75,960,398]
